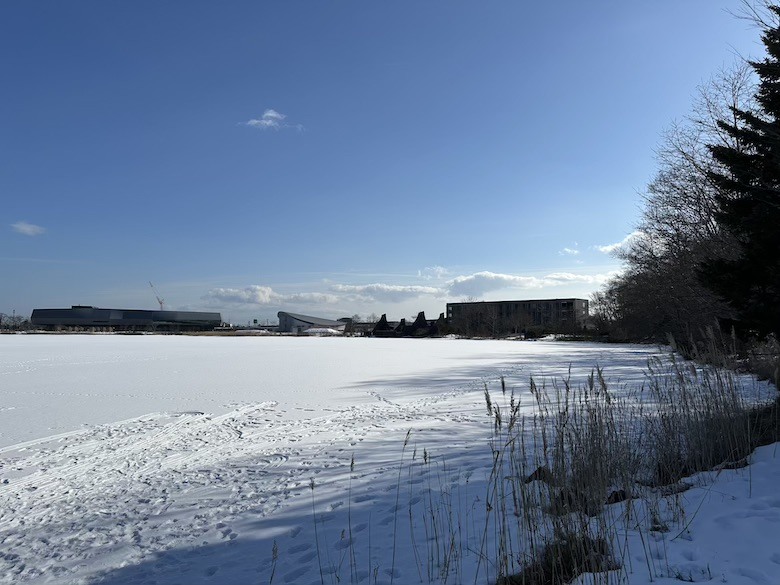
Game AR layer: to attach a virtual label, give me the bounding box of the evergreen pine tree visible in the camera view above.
[703,4,780,337]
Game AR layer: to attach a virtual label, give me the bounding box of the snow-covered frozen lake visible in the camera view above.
[0,335,777,585]
[0,335,658,449]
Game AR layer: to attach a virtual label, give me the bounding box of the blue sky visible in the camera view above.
[1,1,762,324]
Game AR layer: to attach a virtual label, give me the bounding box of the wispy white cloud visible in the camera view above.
[543,272,609,284]
[445,271,612,298]
[244,109,303,131]
[205,268,615,313]
[336,270,612,301]
[11,221,46,236]
[330,283,441,303]
[595,231,644,254]
[285,292,340,304]
[206,285,279,304]
[446,272,540,297]
[559,247,580,256]
[417,265,450,280]
[204,285,337,306]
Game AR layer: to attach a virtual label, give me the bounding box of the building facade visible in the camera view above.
[31,306,222,332]
[446,298,589,336]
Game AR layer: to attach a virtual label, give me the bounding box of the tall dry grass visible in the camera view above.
[486,347,776,584]
[304,345,776,585]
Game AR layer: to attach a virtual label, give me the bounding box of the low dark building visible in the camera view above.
[31,306,222,332]
[372,313,398,337]
[372,312,445,338]
[342,319,376,336]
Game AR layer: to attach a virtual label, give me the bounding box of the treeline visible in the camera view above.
[592,2,780,359]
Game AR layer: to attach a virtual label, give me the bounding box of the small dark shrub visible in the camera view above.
[497,534,616,585]
[747,335,780,385]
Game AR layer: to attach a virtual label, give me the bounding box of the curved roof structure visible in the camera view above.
[277,311,345,333]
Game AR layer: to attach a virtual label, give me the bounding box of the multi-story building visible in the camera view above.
[446,298,589,336]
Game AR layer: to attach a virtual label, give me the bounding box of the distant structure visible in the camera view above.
[31,306,222,332]
[446,298,588,336]
[343,319,376,336]
[277,312,346,334]
[372,311,445,338]
[148,281,165,310]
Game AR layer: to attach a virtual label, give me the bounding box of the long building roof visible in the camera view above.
[31,306,222,327]
[277,311,344,327]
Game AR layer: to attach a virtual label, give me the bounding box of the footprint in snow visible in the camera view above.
[379,516,394,526]
[288,543,311,554]
[734,567,770,583]
[298,550,317,563]
[283,566,308,582]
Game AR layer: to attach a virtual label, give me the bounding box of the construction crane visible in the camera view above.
[149,281,165,310]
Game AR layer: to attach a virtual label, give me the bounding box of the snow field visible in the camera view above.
[0,336,776,584]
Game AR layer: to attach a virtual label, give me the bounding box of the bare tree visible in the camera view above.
[599,62,756,345]
[636,62,755,255]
